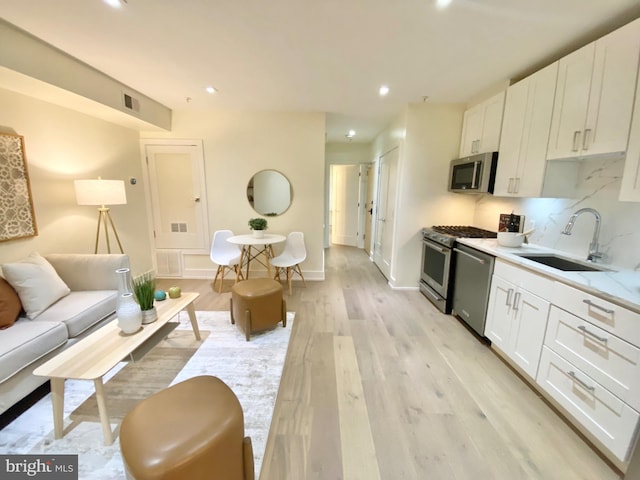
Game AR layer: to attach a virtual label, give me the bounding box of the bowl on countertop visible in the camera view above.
[497,232,525,248]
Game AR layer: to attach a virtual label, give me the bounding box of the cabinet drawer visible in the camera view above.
[494,260,554,299]
[552,282,640,347]
[545,305,640,411]
[536,347,640,461]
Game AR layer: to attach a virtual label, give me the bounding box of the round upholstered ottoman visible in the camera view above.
[230,278,286,341]
[119,375,254,480]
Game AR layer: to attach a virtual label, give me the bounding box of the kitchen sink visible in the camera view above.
[516,254,609,272]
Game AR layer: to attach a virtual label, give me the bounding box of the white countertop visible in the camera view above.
[457,238,640,313]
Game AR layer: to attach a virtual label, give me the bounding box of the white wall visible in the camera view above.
[141,110,326,278]
[0,87,153,273]
[367,103,477,288]
[388,102,476,287]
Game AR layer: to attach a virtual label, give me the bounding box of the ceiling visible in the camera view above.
[1,0,640,143]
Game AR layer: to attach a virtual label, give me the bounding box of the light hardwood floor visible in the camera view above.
[159,245,622,480]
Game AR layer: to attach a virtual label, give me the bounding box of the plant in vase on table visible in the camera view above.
[133,271,158,324]
[248,217,268,238]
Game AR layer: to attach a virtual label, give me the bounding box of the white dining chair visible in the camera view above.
[210,230,243,293]
[271,232,306,295]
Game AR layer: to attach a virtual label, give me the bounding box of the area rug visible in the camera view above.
[0,310,294,479]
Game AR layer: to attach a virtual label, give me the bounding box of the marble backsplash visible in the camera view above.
[473,156,640,271]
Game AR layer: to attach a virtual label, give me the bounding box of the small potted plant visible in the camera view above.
[133,271,157,324]
[248,217,268,238]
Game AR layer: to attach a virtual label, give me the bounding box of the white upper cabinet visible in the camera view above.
[620,62,640,202]
[459,91,505,157]
[494,62,558,197]
[547,18,640,160]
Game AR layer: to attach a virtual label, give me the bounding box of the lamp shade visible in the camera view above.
[74,179,127,206]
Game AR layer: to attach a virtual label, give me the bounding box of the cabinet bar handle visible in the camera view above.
[505,288,514,307]
[577,325,608,343]
[568,371,595,392]
[514,177,520,193]
[508,178,514,193]
[512,292,521,311]
[582,299,614,314]
[572,131,581,152]
[583,128,591,150]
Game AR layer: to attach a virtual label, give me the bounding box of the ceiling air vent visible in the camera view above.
[122,92,140,113]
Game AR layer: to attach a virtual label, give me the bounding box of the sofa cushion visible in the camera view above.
[0,278,22,329]
[34,290,117,338]
[2,253,71,319]
[0,319,68,384]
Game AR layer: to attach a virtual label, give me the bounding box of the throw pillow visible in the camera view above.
[2,252,71,319]
[0,277,22,329]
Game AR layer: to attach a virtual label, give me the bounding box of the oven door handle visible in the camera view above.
[453,247,486,265]
[424,241,447,254]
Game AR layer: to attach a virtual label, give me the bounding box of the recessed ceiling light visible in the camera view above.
[436,0,452,9]
[346,130,356,139]
[379,85,390,96]
[205,86,217,94]
[103,0,127,8]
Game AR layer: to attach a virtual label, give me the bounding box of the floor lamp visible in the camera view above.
[74,178,127,254]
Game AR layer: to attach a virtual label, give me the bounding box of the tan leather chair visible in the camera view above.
[119,376,254,480]
[230,278,286,341]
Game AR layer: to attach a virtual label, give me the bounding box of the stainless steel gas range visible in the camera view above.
[419,225,496,313]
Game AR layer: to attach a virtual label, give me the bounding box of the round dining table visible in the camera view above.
[227,233,286,279]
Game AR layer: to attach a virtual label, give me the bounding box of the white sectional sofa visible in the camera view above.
[0,253,129,415]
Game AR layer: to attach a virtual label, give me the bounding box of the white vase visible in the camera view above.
[117,292,142,334]
[253,230,264,239]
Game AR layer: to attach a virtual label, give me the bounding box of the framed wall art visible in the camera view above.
[0,133,38,242]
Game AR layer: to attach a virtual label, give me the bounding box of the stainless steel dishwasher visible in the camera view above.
[451,244,495,338]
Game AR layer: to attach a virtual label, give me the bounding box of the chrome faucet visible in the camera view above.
[561,208,602,262]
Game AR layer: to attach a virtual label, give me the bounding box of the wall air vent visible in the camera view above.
[122,92,140,113]
[170,222,188,233]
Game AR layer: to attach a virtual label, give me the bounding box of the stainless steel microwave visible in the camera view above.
[448,151,498,193]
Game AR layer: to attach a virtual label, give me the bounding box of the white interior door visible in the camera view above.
[364,164,375,255]
[373,148,398,279]
[144,142,209,250]
[330,164,360,246]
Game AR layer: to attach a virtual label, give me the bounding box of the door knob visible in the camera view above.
[194,197,201,202]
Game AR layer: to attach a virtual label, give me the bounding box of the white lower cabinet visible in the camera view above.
[485,261,552,379]
[486,260,640,467]
[537,347,640,461]
[539,281,640,463]
[545,305,640,411]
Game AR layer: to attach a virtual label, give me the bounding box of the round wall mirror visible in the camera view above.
[247,169,292,216]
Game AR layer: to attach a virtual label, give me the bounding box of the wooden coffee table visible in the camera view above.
[34,292,201,445]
